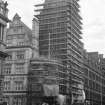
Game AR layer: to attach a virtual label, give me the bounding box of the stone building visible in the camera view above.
[0,0,9,102]
[2,14,39,105]
[83,51,104,105]
[100,57,105,105]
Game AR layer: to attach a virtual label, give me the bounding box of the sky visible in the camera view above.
[6,0,105,56]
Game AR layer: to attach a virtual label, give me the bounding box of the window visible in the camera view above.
[16,51,25,60]
[3,81,10,90]
[13,97,24,105]
[6,52,12,60]
[14,81,24,91]
[6,35,13,40]
[3,64,11,75]
[17,34,24,39]
[3,96,9,105]
[17,42,25,46]
[6,40,12,46]
[59,85,66,94]
[15,63,24,74]
[13,27,18,32]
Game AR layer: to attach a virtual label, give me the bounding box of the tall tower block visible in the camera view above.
[35,0,84,104]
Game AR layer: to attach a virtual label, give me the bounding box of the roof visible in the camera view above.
[7,13,32,42]
[13,13,21,21]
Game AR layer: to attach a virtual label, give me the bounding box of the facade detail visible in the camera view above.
[3,14,38,105]
[0,0,9,103]
[101,58,105,105]
[35,0,84,104]
[83,51,105,105]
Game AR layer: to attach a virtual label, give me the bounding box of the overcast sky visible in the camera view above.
[7,0,105,56]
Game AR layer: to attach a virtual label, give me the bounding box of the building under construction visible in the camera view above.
[28,57,70,105]
[35,0,84,104]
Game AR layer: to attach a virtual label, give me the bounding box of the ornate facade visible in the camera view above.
[0,0,9,103]
[83,51,104,105]
[3,14,38,105]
